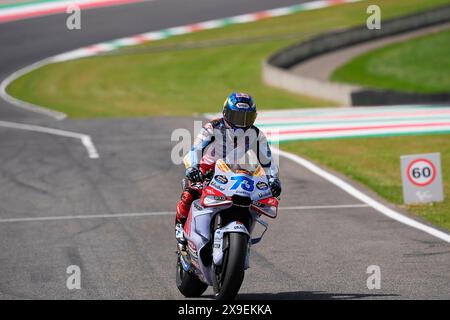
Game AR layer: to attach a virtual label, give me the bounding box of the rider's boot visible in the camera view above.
[175,193,191,254]
[175,185,201,254]
[175,218,187,254]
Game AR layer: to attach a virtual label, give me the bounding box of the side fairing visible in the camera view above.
[184,199,222,285]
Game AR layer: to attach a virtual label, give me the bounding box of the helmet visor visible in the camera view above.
[224,108,257,128]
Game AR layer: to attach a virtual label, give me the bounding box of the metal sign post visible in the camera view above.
[401,153,444,204]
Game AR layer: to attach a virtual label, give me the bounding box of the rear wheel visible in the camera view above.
[213,232,248,300]
[176,254,208,297]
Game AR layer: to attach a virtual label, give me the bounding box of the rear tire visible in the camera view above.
[214,232,248,300]
[176,254,208,297]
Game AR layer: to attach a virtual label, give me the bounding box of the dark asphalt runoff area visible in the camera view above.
[0,0,449,299]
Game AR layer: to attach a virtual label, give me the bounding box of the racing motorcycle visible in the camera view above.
[176,157,279,300]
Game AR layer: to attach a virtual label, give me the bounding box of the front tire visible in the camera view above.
[176,254,208,297]
[213,232,248,300]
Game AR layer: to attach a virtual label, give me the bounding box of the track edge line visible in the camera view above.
[0,57,67,120]
[272,147,450,243]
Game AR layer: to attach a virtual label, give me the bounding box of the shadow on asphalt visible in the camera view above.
[204,291,399,300]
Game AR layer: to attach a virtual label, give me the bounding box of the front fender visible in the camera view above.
[213,221,250,267]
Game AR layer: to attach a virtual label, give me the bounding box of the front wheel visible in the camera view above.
[176,254,208,297]
[213,232,248,300]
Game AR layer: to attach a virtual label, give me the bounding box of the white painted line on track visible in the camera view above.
[0,211,174,223]
[0,120,99,159]
[272,147,450,243]
[0,204,370,223]
[281,204,370,211]
[0,58,67,120]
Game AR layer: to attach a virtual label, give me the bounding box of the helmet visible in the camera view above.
[222,92,257,128]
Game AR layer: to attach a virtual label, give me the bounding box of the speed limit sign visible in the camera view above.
[401,153,444,204]
[407,159,436,187]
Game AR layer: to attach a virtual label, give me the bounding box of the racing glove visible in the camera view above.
[186,166,203,183]
[268,177,282,198]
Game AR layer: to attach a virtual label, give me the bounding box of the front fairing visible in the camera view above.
[209,159,272,201]
[206,160,279,218]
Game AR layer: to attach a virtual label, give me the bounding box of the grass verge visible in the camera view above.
[283,134,450,231]
[331,28,450,93]
[7,0,450,117]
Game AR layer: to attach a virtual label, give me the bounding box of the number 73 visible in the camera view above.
[230,176,255,192]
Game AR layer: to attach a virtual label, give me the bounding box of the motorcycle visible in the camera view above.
[176,158,279,300]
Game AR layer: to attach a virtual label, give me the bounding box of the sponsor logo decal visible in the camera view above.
[210,181,225,191]
[232,222,247,231]
[236,102,250,109]
[214,175,228,184]
[237,190,251,196]
[256,181,269,190]
[258,191,272,198]
[188,241,198,259]
[193,202,203,211]
[252,201,264,208]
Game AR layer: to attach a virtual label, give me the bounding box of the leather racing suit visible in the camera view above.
[175,117,279,224]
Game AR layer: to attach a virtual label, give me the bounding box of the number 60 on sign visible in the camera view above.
[401,153,444,204]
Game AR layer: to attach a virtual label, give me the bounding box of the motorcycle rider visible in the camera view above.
[175,92,282,250]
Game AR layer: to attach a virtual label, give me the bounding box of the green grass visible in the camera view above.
[282,135,450,231]
[331,28,450,93]
[7,0,450,117]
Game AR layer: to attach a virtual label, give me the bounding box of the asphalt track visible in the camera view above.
[0,0,449,299]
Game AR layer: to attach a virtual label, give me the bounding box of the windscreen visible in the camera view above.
[226,149,260,175]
